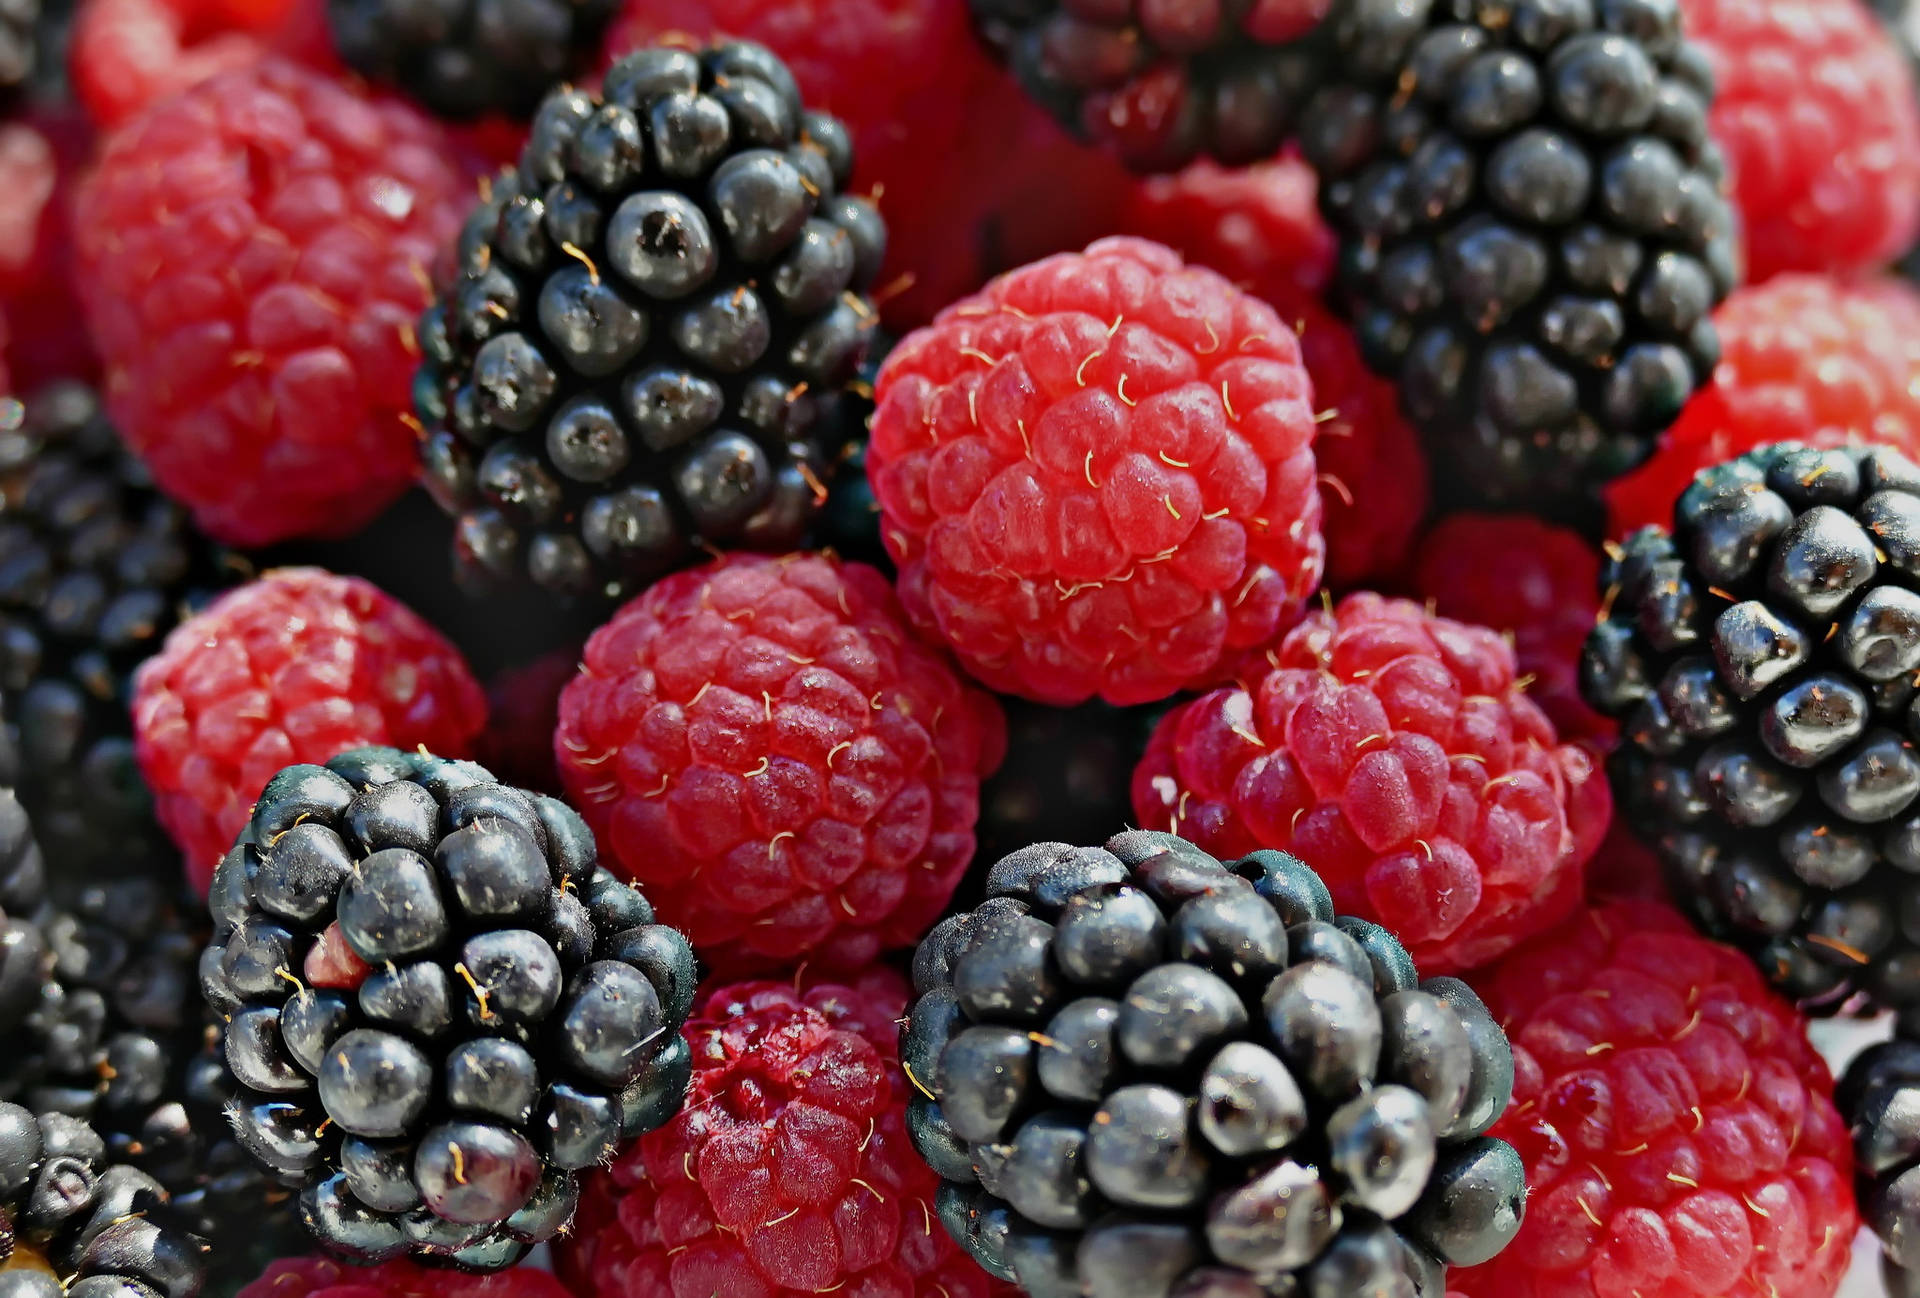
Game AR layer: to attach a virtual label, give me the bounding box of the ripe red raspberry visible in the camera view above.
[598,0,1134,328]
[475,646,579,797]
[1682,0,1920,282]
[71,0,305,128]
[1120,157,1426,589]
[72,57,473,547]
[1606,273,1920,536]
[239,1256,574,1298]
[0,111,98,385]
[553,968,1017,1298]
[1449,900,1857,1298]
[1410,513,1612,746]
[1131,592,1610,973]
[554,553,1005,976]
[132,567,486,892]
[869,236,1324,706]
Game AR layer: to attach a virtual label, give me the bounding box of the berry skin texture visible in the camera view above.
[597,0,1135,330]
[1119,157,1427,589]
[554,553,1005,976]
[1682,0,1920,283]
[1607,274,1920,537]
[1131,592,1611,974]
[553,968,1017,1298]
[70,0,299,128]
[1450,900,1856,1298]
[73,57,472,547]
[1411,512,1612,745]
[132,568,485,892]
[240,1256,577,1298]
[869,236,1324,707]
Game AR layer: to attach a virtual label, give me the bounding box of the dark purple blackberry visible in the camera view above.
[0,383,233,885]
[326,0,616,119]
[810,332,887,572]
[1298,0,1737,510]
[1838,1030,1920,1291]
[0,1099,210,1298]
[1581,441,1920,1013]
[201,746,696,1271]
[416,41,886,605]
[904,831,1525,1297]
[967,0,1330,171]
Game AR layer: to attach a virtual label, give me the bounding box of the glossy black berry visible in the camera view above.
[0,384,232,884]
[418,41,885,606]
[906,832,1525,1295]
[966,0,1328,170]
[327,0,616,118]
[1300,0,1737,510]
[202,746,694,1269]
[1584,442,1920,1012]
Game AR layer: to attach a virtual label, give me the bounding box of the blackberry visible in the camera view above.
[967,0,1329,171]
[0,1099,210,1298]
[904,831,1526,1297]
[1582,441,1920,1013]
[326,0,616,119]
[0,384,232,885]
[1298,0,1738,509]
[810,334,888,572]
[1839,1030,1920,1292]
[201,746,696,1270]
[416,41,887,605]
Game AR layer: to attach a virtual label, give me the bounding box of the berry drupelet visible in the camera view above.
[1584,442,1920,1012]
[200,746,696,1270]
[1298,0,1738,509]
[0,383,231,884]
[967,0,1330,171]
[904,831,1527,1296]
[328,0,617,119]
[1838,1033,1920,1292]
[416,40,887,604]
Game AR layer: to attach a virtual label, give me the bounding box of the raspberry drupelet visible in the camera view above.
[1450,899,1857,1298]
[132,568,485,892]
[554,552,1005,976]
[554,968,1019,1298]
[1607,273,1920,538]
[867,236,1324,707]
[72,57,473,547]
[1681,0,1920,283]
[1131,592,1611,974]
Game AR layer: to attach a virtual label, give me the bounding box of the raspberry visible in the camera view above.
[476,647,579,797]
[1682,0,1920,282]
[1449,899,1857,1298]
[71,0,303,128]
[1606,274,1920,537]
[1118,152,1335,308]
[1410,513,1613,746]
[1131,592,1611,974]
[554,553,1005,976]
[1119,156,1427,589]
[869,236,1324,706]
[0,110,96,386]
[598,0,1135,328]
[240,1255,577,1298]
[73,57,473,547]
[553,968,1018,1298]
[131,568,486,893]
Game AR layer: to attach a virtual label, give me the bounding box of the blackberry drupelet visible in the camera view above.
[0,1099,211,1298]
[1838,1030,1920,1292]
[326,0,616,119]
[416,41,887,604]
[201,746,695,1270]
[0,383,232,885]
[810,333,888,572]
[967,0,1329,171]
[1584,442,1920,1012]
[904,831,1526,1297]
[1298,0,1738,509]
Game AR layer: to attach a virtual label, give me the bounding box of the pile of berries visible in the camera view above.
[6,0,1920,1295]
